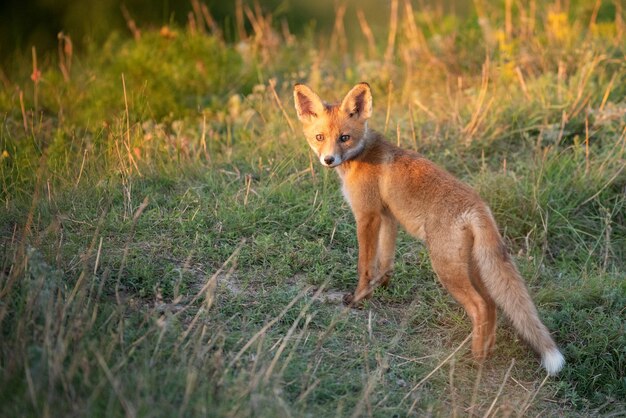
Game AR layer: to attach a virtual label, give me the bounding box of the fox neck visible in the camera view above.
[334,131,377,176]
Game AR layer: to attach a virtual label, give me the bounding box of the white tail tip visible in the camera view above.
[541,349,565,376]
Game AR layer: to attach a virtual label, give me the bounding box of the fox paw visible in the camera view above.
[342,293,364,309]
[379,273,392,288]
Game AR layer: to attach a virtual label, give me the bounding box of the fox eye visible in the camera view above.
[315,134,324,141]
[339,134,350,142]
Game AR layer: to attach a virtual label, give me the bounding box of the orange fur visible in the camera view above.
[294,82,565,375]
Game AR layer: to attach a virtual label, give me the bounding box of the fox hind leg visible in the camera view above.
[469,260,497,354]
[432,260,496,360]
[428,235,496,360]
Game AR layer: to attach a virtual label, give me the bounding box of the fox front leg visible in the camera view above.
[343,213,381,307]
[377,215,398,288]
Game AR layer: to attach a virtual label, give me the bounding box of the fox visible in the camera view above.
[293,82,565,375]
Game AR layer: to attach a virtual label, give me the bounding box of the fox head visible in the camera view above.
[293,83,372,168]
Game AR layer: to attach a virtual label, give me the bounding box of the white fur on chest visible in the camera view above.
[340,182,353,208]
[336,169,353,208]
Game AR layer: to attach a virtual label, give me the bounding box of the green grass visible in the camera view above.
[1,1,626,416]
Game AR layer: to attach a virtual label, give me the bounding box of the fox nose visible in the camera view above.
[323,156,335,165]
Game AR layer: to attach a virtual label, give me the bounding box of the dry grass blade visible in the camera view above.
[483,359,515,418]
[330,1,347,55]
[121,5,141,40]
[115,196,149,305]
[225,285,312,372]
[121,73,141,176]
[385,80,393,134]
[174,239,245,349]
[449,358,458,418]
[263,285,326,383]
[0,150,47,307]
[404,332,473,414]
[517,374,549,418]
[384,0,399,66]
[463,58,492,143]
[356,9,377,57]
[57,32,73,82]
[31,47,39,112]
[269,78,294,133]
[351,299,423,416]
[63,204,109,312]
[469,361,485,417]
[580,164,625,206]
[93,349,137,418]
[184,239,245,312]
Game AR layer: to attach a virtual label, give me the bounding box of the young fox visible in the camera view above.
[293,82,565,375]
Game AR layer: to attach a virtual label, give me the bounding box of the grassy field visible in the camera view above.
[1,1,625,416]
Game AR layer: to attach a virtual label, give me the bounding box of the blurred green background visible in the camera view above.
[14,0,614,61]
[1,0,618,67]
[0,1,470,56]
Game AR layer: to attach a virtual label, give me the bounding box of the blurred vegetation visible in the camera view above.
[1,0,618,67]
[1,0,625,416]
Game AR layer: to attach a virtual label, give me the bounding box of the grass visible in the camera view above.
[1,1,625,416]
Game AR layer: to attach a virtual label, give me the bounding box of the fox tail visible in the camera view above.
[469,209,565,375]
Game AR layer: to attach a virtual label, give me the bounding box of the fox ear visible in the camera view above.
[341,82,372,120]
[294,84,325,122]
